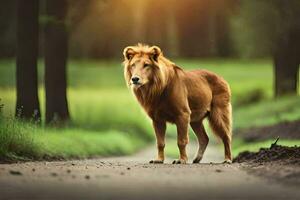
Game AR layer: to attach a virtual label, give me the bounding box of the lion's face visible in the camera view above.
[123,45,162,90]
[127,55,155,89]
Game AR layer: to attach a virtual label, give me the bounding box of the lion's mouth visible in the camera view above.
[131,82,143,89]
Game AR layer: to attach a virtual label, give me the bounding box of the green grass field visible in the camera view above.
[0,59,299,161]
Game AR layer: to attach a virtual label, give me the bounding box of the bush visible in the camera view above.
[235,88,266,107]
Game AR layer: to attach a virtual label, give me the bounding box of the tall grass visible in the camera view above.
[0,119,40,161]
[0,117,147,161]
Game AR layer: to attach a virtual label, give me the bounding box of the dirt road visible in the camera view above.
[0,143,299,200]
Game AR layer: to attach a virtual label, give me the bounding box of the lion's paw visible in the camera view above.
[223,159,232,164]
[192,157,202,164]
[172,159,187,164]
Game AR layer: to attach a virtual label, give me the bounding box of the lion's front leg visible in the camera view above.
[173,114,190,164]
[149,120,166,164]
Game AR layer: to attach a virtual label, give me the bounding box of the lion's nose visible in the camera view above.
[131,76,140,84]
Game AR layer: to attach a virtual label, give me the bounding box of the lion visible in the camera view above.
[123,44,232,164]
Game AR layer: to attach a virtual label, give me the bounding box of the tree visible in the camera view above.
[15,0,41,121]
[44,0,70,124]
[235,0,300,96]
[273,2,300,96]
[0,0,17,58]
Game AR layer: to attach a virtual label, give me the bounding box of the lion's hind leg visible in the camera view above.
[190,120,209,163]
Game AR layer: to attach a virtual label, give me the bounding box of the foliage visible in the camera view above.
[234,88,266,107]
[0,117,146,161]
[0,119,39,161]
[0,99,3,118]
[234,95,300,130]
[231,0,300,58]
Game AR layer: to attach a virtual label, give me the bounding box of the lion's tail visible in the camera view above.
[208,101,232,160]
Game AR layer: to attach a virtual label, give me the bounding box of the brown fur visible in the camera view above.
[123,44,232,164]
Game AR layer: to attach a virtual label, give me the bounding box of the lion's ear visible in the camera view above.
[150,46,162,62]
[123,46,135,61]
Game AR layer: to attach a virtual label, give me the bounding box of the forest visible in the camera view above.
[0,1,299,199]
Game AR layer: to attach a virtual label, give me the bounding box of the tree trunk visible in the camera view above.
[274,55,299,97]
[44,0,70,124]
[15,0,41,121]
[274,29,300,97]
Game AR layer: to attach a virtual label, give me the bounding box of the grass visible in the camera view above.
[0,58,299,161]
[0,118,146,161]
[1,88,154,137]
[234,95,300,129]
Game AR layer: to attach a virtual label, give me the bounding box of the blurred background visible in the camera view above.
[1,0,300,59]
[0,0,299,161]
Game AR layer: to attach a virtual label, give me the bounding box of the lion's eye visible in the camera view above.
[144,63,150,68]
[131,64,136,68]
